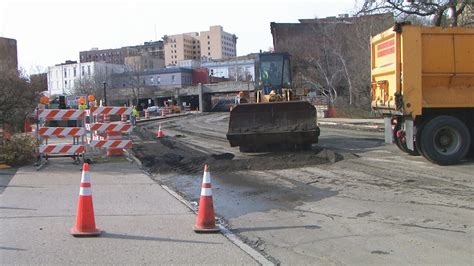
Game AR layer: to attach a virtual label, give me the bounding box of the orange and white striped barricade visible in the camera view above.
[161,107,170,116]
[39,144,85,155]
[89,140,132,150]
[35,109,87,169]
[105,131,124,156]
[37,109,86,121]
[89,123,132,156]
[89,106,131,140]
[88,107,133,157]
[92,107,132,117]
[38,127,86,139]
[87,123,132,133]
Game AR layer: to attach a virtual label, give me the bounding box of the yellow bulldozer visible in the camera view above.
[226,52,320,152]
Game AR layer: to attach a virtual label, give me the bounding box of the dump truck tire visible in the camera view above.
[420,116,471,165]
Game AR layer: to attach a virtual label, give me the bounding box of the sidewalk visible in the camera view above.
[0,159,257,264]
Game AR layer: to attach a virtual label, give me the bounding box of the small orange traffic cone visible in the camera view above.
[71,163,101,237]
[194,164,219,233]
[156,124,165,138]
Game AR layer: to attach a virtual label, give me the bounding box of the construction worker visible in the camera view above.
[234,92,241,105]
[131,105,138,126]
[77,97,87,126]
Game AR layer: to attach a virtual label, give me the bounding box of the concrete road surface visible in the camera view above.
[0,159,257,264]
[134,113,474,265]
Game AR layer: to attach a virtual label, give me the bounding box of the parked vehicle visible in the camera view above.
[147,106,160,113]
[371,24,474,165]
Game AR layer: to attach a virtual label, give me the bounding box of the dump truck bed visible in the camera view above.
[226,101,319,150]
[371,25,474,117]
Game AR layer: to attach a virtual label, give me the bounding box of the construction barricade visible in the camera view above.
[35,109,86,169]
[34,106,134,169]
[88,106,133,157]
[161,107,170,116]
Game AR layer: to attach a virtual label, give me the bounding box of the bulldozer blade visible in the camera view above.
[226,101,320,150]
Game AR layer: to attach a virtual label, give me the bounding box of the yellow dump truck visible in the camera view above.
[371,24,474,165]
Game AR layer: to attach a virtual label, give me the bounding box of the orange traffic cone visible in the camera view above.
[156,124,165,138]
[71,163,101,237]
[194,164,219,233]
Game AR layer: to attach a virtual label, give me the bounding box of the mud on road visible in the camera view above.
[133,125,336,175]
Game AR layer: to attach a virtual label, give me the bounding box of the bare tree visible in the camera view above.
[73,68,108,99]
[357,0,473,26]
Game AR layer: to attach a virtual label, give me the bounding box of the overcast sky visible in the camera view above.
[0,0,359,73]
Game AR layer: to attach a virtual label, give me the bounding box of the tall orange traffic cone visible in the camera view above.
[194,164,219,233]
[156,124,165,138]
[71,163,101,237]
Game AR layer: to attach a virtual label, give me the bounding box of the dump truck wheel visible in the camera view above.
[420,116,471,165]
[415,119,429,157]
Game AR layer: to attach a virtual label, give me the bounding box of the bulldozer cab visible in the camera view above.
[256,53,292,96]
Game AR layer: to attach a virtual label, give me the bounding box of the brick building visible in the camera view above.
[79,41,165,69]
[0,37,18,73]
[270,13,394,106]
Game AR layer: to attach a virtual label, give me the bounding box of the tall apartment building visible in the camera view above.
[164,25,237,66]
[0,37,18,73]
[47,60,129,96]
[164,32,201,66]
[200,25,237,60]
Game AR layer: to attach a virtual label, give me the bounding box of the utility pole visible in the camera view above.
[103,82,107,106]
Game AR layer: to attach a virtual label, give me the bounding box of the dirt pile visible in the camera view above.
[133,126,335,175]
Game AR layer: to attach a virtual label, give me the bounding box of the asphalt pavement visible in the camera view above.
[0,158,257,264]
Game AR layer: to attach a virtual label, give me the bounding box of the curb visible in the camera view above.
[126,147,274,265]
[318,121,383,131]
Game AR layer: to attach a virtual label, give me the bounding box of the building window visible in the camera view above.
[87,66,91,75]
[64,69,67,78]
[73,67,77,77]
[207,36,209,39]
[208,52,210,56]
[208,47,210,50]
[157,76,160,84]
[81,66,85,76]
[208,41,210,45]
[171,75,175,83]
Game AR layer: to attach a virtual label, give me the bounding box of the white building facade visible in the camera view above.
[47,61,129,96]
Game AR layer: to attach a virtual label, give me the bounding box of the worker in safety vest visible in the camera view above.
[131,105,138,126]
[78,98,87,111]
[77,97,87,126]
